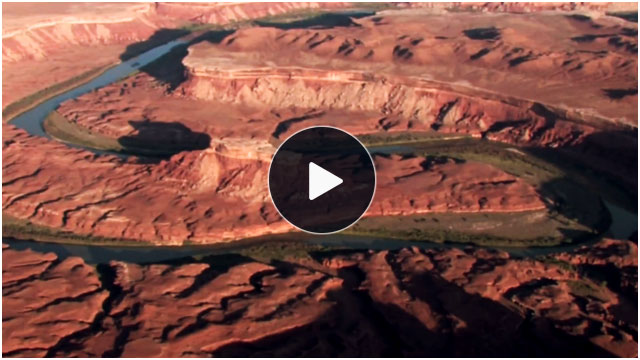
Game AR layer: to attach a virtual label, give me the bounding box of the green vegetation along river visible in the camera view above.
[5,25,636,264]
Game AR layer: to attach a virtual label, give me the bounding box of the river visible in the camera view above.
[1,233,604,264]
[5,33,637,264]
[10,39,187,139]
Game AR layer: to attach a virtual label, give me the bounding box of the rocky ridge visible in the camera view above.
[2,238,636,357]
[2,124,544,244]
[1,2,351,107]
[182,12,637,125]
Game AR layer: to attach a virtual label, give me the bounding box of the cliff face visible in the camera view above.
[2,124,544,245]
[183,63,597,149]
[3,239,636,357]
[2,3,158,62]
[1,2,352,106]
[2,3,164,106]
[153,2,350,24]
[181,12,637,126]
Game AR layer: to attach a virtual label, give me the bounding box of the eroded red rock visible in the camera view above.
[2,247,108,357]
[3,122,549,244]
[2,2,353,107]
[3,243,636,357]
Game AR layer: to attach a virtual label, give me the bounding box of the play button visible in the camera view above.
[309,162,343,200]
[268,126,376,234]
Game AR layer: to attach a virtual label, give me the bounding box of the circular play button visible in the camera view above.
[268,126,376,234]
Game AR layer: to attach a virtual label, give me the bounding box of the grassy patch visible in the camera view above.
[403,139,611,230]
[350,137,610,247]
[3,64,115,122]
[252,5,387,28]
[567,280,609,301]
[2,214,145,247]
[43,110,124,151]
[359,131,472,147]
[405,138,563,186]
[233,241,333,262]
[346,213,577,247]
[538,256,577,272]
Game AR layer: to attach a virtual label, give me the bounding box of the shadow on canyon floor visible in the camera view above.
[136,30,234,91]
[117,120,210,159]
[271,110,326,140]
[607,11,638,23]
[120,28,191,62]
[602,88,638,100]
[254,11,373,30]
[530,129,637,210]
[210,259,615,357]
[528,128,637,243]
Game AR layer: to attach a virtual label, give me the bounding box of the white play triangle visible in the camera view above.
[308,162,343,200]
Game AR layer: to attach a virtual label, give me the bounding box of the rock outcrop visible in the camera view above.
[555,238,638,301]
[1,2,351,107]
[2,124,545,244]
[182,12,637,126]
[2,245,108,357]
[3,242,636,357]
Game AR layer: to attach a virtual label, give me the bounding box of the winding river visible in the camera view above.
[5,34,637,264]
[10,38,188,140]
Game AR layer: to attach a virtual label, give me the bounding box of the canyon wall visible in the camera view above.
[153,2,350,24]
[2,3,160,62]
[2,124,545,245]
[3,238,636,356]
[180,12,637,125]
[182,61,596,148]
[1,2,352,107]
[2,3,165,107]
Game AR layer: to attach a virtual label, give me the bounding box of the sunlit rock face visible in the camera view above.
[5,6,635,245]
[1,3,637,358]
[3,123,546,245]
[182,12,637,127]
[1,2,351,107]
[3,241,637,357]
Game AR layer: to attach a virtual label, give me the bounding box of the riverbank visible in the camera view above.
[2,215,148,247]
[2,126,623,249]
[2,63,117,123]
[4,8,635,254]
[43,110,201,157]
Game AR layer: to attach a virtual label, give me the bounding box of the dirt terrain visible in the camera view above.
[2,238,636,357]
[2,3,638,358]
[4,5,635,245]
[3,124,545,244]
[184,12,637,126]
[1,2,351,109]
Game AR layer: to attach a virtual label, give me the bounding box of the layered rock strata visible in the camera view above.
[2,125,544,244]
[3,240,636,357]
